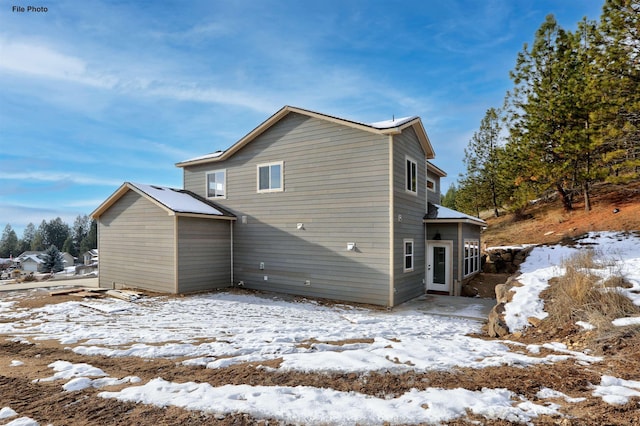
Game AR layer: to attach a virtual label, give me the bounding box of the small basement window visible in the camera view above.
[206,170,226,198]
[257,161,284,193]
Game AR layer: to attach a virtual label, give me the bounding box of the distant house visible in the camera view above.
[92,106,485,307]
[82,249,99,266]
[15,251,75,273]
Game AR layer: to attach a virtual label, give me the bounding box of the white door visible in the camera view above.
[426,242,451,293]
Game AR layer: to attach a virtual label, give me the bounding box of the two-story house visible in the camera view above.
[92,106,485,307]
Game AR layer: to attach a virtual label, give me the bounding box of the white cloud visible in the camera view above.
[0,171,121,187]
[0,38,117,89]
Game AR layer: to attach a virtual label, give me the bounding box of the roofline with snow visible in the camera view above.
[175,105,435,168]
[91,182,237,220]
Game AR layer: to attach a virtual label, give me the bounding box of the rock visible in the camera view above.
[528,317,543,328]
[483,263,497,273]
[487,303,510,337]
[494,283,510,304]
[461,284,479,297]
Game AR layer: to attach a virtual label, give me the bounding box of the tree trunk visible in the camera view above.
[490,180,500,218]
[583,181,591,212]
[556,183,573,211]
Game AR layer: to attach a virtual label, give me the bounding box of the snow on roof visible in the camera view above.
[131,183,229,217]
[367,116,417,129]
[178,150,224,165]
[425,203,486,225]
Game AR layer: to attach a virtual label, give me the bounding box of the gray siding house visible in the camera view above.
[93,106,485,307]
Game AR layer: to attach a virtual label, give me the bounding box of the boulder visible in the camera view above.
[487,303,510,337]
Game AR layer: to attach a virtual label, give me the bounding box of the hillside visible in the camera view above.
[481,180,640,248]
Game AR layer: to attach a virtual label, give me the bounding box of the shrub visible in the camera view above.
[545,250,639,341]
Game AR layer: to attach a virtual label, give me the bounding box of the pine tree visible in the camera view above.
[507,15,597,211]
[20,223,36,254]
[42,245,64,273]
[441,183,457,209]
[0,225,19,258]
[593,0,640,183]
[79,220,97,254]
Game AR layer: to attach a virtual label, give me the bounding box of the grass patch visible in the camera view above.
[544,250,640,350]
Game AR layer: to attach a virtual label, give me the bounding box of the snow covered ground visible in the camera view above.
[1,231,639,425]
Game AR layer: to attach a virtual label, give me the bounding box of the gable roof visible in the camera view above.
[176,106,435,168]
[91,182,236,220]
[427,161,447,177]
[423,203,486,227]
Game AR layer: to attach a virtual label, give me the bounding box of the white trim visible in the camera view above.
[257,161,284,193]
[205,169,227,199]
[388,135,395,307]
[405,155,418,195]
[403,238,414,272]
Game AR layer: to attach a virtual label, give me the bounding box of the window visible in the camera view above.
[406,157,417,194]
[404,239,414,272]
[427,177,436,192]
[464,240,480,277]
[206,170,226,198]
[257,161,284,193]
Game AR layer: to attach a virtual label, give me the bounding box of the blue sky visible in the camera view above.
[1,0,604,236]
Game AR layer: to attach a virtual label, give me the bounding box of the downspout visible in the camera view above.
[388,135,395,307]
[174,216,179,293]
[457,222,463,296]
[230,220,234,286]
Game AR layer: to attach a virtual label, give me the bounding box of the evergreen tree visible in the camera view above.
[70,215,90,257]
[43,217,70,251]
[441,183,457,209]
[0,225,19,258]
[79,220,97,254]
[31,220,47,251]
[464,108,506,217]
[593,0,640,183]
[42,245,64,273]
[20,223,36,254]
[507,15,597,211]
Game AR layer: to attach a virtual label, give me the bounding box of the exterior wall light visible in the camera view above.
[347,242,357,251]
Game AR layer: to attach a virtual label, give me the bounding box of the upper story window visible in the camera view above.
[406,156,417,194]
[257,161,284,193]
[206,170,226,198]
[427,177,436,192]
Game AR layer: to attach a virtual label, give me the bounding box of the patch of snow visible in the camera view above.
[592,375,640,405]
[576,321,595,330]
[536,387,586,403]
[131,183,227,216]
[10,360,24,367]
[0,407,18,419]
[4,417,39,426]
[612,317,640,327]
[63,375,141,392]
[35,360,107,382]
[99,378,560,425]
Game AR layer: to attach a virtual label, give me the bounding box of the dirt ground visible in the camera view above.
[2,290,640,425]
[481,181,640,248]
